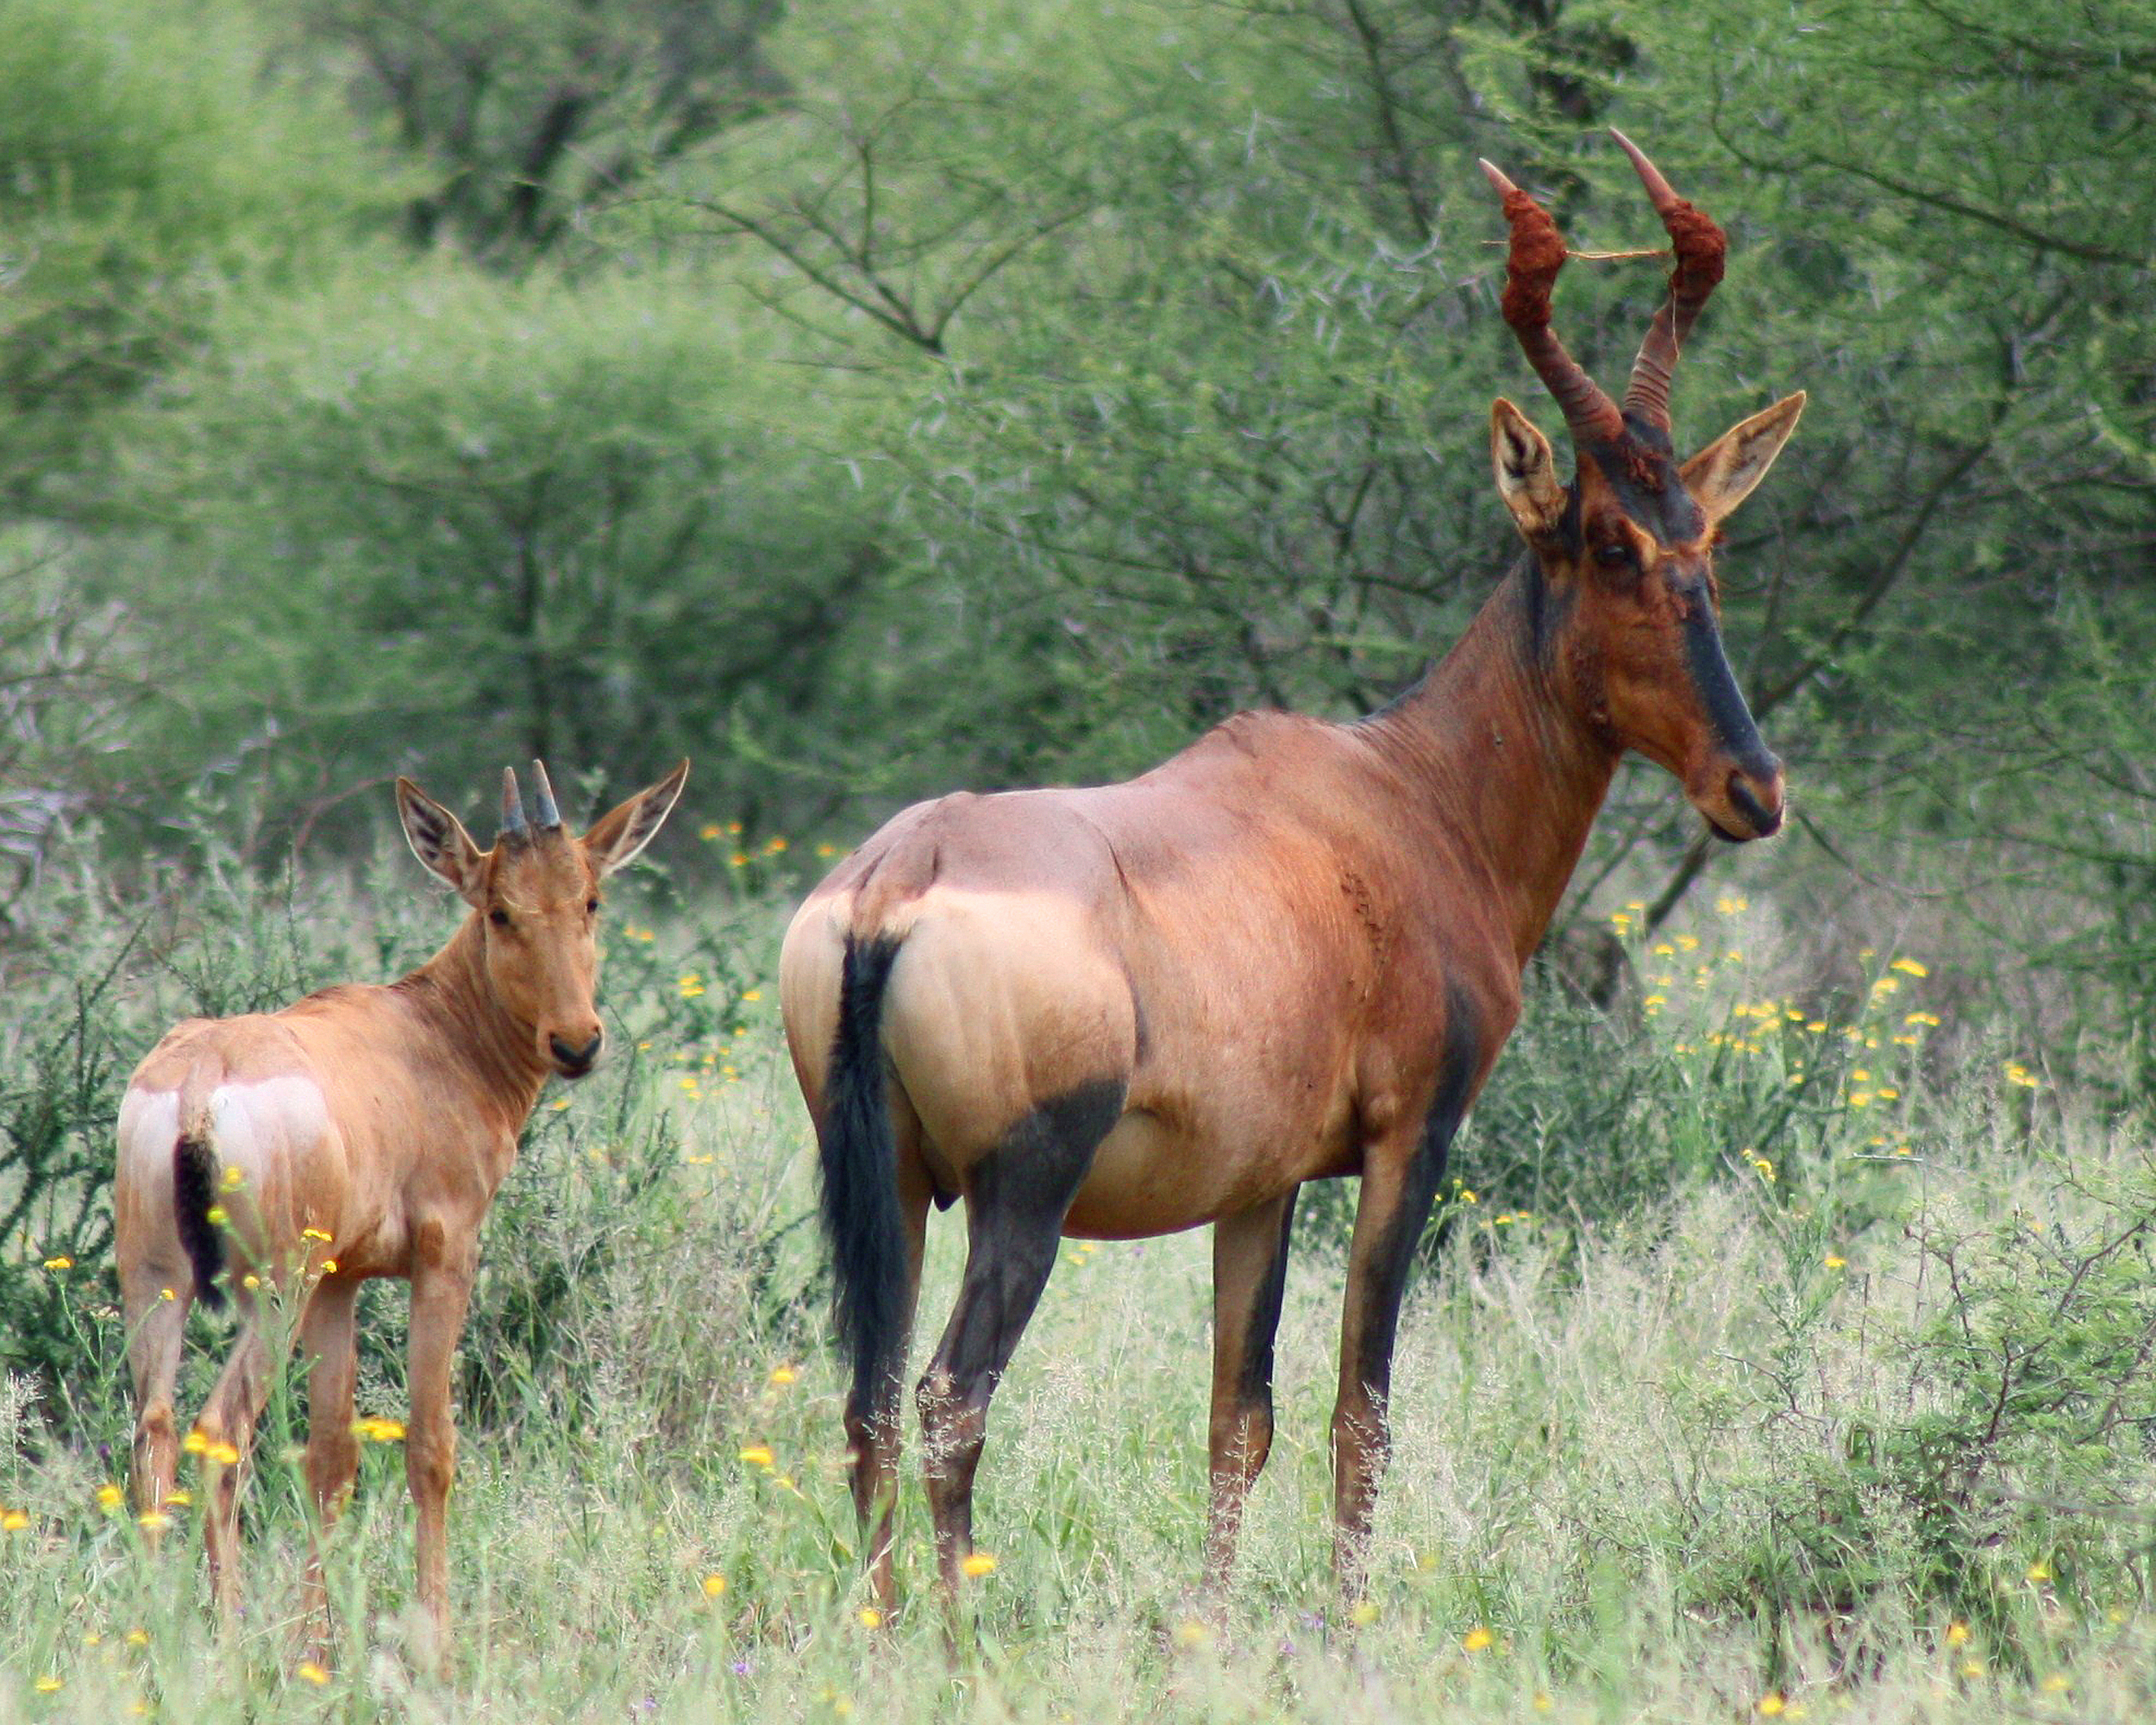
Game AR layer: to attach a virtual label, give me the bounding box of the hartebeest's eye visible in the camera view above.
[489,907,511,928]
[586,897,599,915]
[1594,542,1633,569]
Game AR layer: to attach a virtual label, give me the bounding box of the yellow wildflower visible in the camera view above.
[1946,1621,1970,1646]
[2041,1674,2071,1693]
[34,1676,60,1693]
[1463,1626,1494,1652]
[166,1490,191,1506]
[856,1606,882,1628]
[221,1164,244,1189]
[206,1440,241,1466]
[699,823,723,841]
[96,1484,123,1512]
[2028,1560,2052,1583]
[1757,1695,1785,1718]
[302,1227,332,1243]
[205,1205,227,1226]
[730,852,749,868]
[1890,958,1927,977]
[766,836,789,854]
[1348,1599,1378,1627]
[1825,1254,1846,1270]
[961,1551,998,1578]
[1174,1619,1212,1648]
[125,1628,149,1647]
[318,1258,338,1274]
[738,1445,775,1468]
[297,1661,330,1685]
[160,1287,176,1301]
[42,1255,71,1270]
[182,1431,209,1455]
[137,1509,171,1531]
[1715,894,1747,916]
[2,1509,28,1532]
[743,988,763,1002]
[354,1416,405,1443]
[2004,1062,2039,1089]
[702,1573,728,1598]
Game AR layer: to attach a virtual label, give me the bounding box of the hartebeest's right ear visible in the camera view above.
[1491,398,1570,546]
[582,759,689,876]
[397,778,489,907]
[1681,391,1806,529]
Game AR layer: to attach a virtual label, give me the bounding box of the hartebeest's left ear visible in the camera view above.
[1490,398,1570,547]
[1681,392,1806,528]
[397,778,489,907]
[582,759,690,876]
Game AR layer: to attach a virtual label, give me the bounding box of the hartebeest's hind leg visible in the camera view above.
[917,1083,1123,1601]
[195,1289,294,1620]
[847,1171,930,1611]
[122,1264,191,1524]
[298,1278,361,1658]
[1203,1189,1298,1590]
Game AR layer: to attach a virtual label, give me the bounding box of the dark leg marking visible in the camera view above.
[918,1079,1125,1596]
[1332,979,1484,1590]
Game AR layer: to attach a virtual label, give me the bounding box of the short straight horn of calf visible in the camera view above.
[780,132,1802,1609]
[115,757,686,1664]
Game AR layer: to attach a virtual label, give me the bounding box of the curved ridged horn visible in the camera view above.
[1610,129,1727,435]
[1480,157,1626,448]
[498,766,529,842]
[530,759,561,829]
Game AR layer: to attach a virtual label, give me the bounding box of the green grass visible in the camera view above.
[1,876,2152,1722]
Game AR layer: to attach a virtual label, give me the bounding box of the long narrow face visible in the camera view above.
[398,760,691,1079]
[1495,400,1804,841]
[1481,133,1807,844]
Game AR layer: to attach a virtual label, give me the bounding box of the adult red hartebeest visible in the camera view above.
[116,759,686,1657]
[780,133,1804,1606]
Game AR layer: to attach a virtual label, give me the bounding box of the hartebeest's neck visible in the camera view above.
[1360,560,1620,968]
[393,915,553,1135]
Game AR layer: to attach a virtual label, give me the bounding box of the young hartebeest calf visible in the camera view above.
[780,132,1806,1605]
[116,759,686,1653]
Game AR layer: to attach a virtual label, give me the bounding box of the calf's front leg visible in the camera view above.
[405,1230,476,1670]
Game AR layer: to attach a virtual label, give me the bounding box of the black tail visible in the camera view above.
[818,933,907,1415]
[172,1131,226,1311]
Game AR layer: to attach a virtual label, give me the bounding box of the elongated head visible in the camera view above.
[1482,135,1804,842]
[397,759,690,1077]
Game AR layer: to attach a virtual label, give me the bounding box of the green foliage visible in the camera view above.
[0,0,391,514]
[122,268,906,839]
[287,0,787,263]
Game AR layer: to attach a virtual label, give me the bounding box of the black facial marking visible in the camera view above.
[1583,437,1704,547]
[1680,588,1775,775]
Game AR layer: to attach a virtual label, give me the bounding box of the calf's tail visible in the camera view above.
[818,933,907,1416]
[172,1086,225,1311]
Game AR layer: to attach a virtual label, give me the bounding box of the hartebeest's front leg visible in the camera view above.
[299,1278,361,1657]
[406,1234,476,1668]
[1203,1189,1298,1590]
[847,1176,931,1611]
[1330,1113,1454,1598]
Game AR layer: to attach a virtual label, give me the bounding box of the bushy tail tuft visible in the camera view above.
[818,934,907,1416]
[172,1129,225,1311]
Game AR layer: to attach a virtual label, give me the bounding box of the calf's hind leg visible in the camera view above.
[917,1082,1123,1600]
